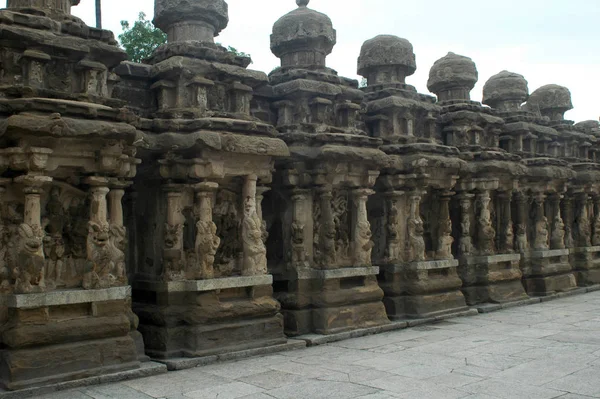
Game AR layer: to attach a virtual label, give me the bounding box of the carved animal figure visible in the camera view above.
[11,224,46,294]
[515,224,528,252]
[534,217,550,250]
[551,216,566,249]
[194,220,220,279]
[407,217,425,262]
[83,221,111,289]
[355,221,374,266]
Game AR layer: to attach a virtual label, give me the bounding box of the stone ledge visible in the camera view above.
[297,321,408,346]
[476,298,541,313]
[461,253,521,265]
[570,246,600,254]
[0,286,131,309]
[0,362,167,399]
[521,249,570,259]
[381,260,458,273]
[134,275,273,293]
[155,340,307,371]
[289,266,380,280]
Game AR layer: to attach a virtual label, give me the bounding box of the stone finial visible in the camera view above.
[7,0,80,15]
[271,1,336,68]
[575,120,600,133]
[154,0,229,43]
[525,84,573,121]
[483,71,529,112]
[427,52,478,102]
[357,35,416,86]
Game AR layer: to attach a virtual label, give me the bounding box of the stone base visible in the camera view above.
[379,260,467,319]
[133,276,287,359]
[0,287,141,391]
[274,267,389,336]
[570,247,600,286]
[459,254,528,306]
[521,249,577,296]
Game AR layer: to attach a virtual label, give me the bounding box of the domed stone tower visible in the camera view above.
[267,1,389,336]
[428,52,478,102]
[271,0,336,69]
[526,84,573,121]
[153,0,228,43]
[483,71,529,113]
[357,34,416,86]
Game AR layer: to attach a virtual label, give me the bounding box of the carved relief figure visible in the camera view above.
[436,219,454,260]
[108,225,128,285]
[516,224,528,252]
[385,201,403,262]
[0,224,11,291]
[593,213,600,247]
[551,215,566,249]
[193,219,220,279]
[577,205,592,247]
[83,221,112,289]
[459,199,473,255]
[163,223,185,281]
[242,197,267,275]
[11,224,46,294]
[213,190,240,272]
[502,221,514,253]
[291,222,307,265]
[534,216,550,250]
[354,221,374,266]
[332,193,350,261]
[477,193,495,255]
[407,216,426,261]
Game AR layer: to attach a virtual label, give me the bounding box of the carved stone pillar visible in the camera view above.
[108,187,125,228]
[476,190,495,255]
[532,193,549,250]
[242,175,267,276]
[562,196,575,248]
[290,189,310,269]
[497,191,514,253]
[576,193,592,247]
[107,183,128,285]
[515,192,529,252]
[256,186,269,245]
[406,190,425,262]
[163,184,185,281]
[316,187,336,269]
[436,191,454,260]
[352,188,374,266]
[457,193,474,256]
[193,182,220,279]
[385,191,404,263]
[549,193,566,250]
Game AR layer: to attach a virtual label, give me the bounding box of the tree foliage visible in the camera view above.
[119,12,167,63]
[119,12,252,63]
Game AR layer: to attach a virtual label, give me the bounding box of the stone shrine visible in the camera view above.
[0,0,597,392]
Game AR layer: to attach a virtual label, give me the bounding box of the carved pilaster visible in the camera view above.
[515,191,529,252]
[316,187,336,269]
[352,188,374,266]
[290,189,310,269]
[576,193,592,247]
[457,193,474,256]
[436,191,454,260]
[163,184,185,281]
[549,193,566,250]
[497,191,514,254]
[562,196,575,248]
[384,191,404,263]
[193,182,220,279]
[242,175,267,276]
[476,190,495,255]
[406,190,425,262]
[533,193,549,250]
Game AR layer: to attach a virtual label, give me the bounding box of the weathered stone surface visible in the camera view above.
[357,35,416,85]
[427,52,478,101]
[483,70,529,111]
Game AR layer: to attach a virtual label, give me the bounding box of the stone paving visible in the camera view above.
[39,291,600,399]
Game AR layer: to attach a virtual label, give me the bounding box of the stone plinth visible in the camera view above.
[570,246,600,286]
[521,249,577,296]
[0,287,140,391]
[133,276,286,359]
[379,259,467,319]
[274,267,389,336]
[459,253,528,305]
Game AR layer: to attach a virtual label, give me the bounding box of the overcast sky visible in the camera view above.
[3,0,598,122]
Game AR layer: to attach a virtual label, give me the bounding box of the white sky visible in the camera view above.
[3,0,599,122]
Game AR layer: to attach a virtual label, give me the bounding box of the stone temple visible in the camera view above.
[0,0,598,392]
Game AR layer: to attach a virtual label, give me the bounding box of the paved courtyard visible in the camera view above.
[39,291,600,399]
